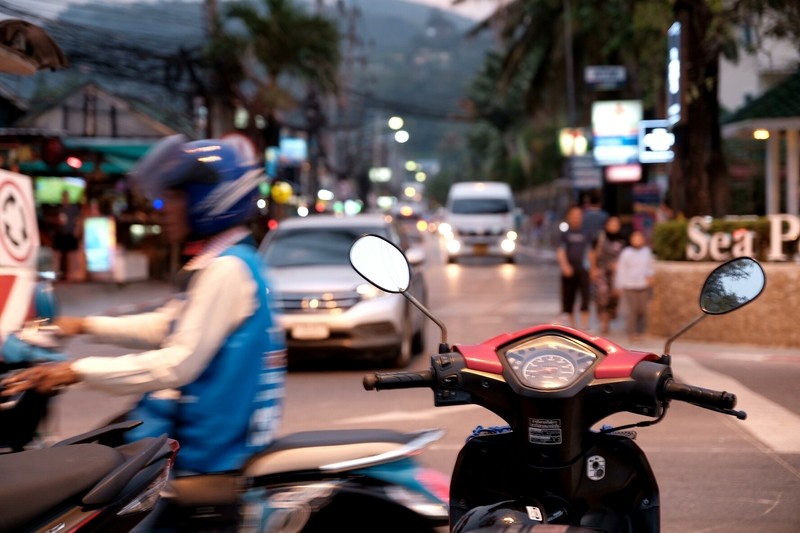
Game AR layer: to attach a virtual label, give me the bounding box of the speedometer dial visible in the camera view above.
[522,353,576,389]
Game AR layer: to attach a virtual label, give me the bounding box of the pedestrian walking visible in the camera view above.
[589,216,627,334]
[556,205,591,330]
[614,230,655,341]
[580,189,608,244]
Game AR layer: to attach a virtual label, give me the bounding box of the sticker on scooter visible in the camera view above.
[526,506,543,521]
[528,418,562,445]
[587,455,606,481]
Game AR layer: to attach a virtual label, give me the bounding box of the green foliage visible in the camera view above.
[652,217,773,261]
[651,220,691,261]
[220,0,341,110]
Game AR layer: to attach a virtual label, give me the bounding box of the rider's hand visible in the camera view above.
[54,316,87,336]
[1,362,79,395]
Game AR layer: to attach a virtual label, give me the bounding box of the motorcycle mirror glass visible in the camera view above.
[700,257,765,315]
[349,234,411,294]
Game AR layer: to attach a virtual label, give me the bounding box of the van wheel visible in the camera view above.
[446,255,457,264]
[505,255,516,264]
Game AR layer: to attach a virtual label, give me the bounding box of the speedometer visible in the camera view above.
[522,353,576,389]
[503,334,599,390]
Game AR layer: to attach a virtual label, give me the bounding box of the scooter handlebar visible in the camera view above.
[363,370,435,391]
[662,379,737,410]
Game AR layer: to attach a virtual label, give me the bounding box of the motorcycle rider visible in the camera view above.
[1,135,287,474]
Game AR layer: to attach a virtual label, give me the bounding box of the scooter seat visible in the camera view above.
[0,443,125,531]
[243,428,430,478]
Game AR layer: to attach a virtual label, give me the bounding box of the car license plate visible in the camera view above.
[473,244,488,255]
[292,323,330,340]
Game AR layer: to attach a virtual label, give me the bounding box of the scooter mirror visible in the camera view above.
[349,234,411,294]
[700,257,765,315]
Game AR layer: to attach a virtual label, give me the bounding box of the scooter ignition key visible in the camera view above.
[587,455,606,481]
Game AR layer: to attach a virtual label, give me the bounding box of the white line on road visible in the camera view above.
[673,355,800,454]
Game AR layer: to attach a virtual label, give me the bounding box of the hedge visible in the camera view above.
[651,217,776,261]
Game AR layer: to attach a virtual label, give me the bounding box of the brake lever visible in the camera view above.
[689,402,747,420]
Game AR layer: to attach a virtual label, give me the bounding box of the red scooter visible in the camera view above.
[349,234,765,532]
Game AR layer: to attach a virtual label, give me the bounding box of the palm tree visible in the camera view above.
[457,0,799,217]
[205,0,341,141]
[456,0,670,206]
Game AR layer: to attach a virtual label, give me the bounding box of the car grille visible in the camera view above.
[273,291,361,313]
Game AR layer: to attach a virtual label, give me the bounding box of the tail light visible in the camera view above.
[116,438,179,516]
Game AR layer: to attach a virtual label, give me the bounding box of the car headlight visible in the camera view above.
[501,239,516,253]
[356,283,388,300]
[446,238,461,254]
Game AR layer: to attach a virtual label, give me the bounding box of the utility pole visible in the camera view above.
[204,0,222,137]
[305,0,326,203]
[563,0,577,129]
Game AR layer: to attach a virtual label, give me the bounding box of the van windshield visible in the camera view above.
[450,198,510,214]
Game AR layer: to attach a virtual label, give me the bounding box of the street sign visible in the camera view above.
[667,22,682,127]
[639,120,675,163]
[585,65,627,91]
[568,156,602,189]
[592,100,642,166]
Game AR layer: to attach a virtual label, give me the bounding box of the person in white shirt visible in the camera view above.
[613,230,655,341]
[1,135,287,475]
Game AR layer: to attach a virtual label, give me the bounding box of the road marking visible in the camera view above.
[674,356,800,454]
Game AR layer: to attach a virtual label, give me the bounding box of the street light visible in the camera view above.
[394,130,409,143]
[388,116,404,130]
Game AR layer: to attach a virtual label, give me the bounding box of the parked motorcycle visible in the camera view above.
[0,418,179,532]
[0,279,66,452]
[350,233,765,532]
[3,289,449,532]
[150,425,449,532]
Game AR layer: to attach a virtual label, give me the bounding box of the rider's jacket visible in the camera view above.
[72,228,287,472]
[129,241,286,472]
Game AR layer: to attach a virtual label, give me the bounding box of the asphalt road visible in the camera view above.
[48,231,800,532]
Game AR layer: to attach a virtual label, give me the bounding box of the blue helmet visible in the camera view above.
[129,134,264,237]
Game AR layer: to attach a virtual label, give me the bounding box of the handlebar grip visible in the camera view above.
[363,370,435,391]
[662,379,737,409]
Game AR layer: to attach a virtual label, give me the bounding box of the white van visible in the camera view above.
[441,181,518,263]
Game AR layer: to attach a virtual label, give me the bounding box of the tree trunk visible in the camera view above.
[670,0,729,218]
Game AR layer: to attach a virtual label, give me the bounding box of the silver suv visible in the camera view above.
[258,213,427,368]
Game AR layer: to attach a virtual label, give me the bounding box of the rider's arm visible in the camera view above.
[81,300,183,349]
[70,256,257,395]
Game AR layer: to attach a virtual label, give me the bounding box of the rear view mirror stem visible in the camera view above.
[401,290,449,352]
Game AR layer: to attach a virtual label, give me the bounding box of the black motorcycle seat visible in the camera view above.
[0,443,125,531]
[243,428,427,478]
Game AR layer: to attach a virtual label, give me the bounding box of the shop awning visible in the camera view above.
[722,70,800,138]
[62,138,156,160]
[19,138,159,176]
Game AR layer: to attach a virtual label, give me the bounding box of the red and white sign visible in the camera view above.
[0,169,40,338]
